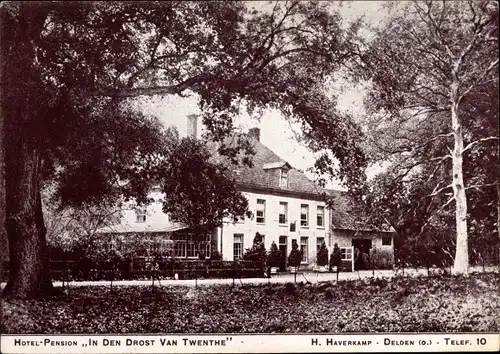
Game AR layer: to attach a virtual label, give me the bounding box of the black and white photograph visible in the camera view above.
[0,1,499,353]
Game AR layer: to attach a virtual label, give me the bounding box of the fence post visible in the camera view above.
[151,259,155,292]
[61,262,65,290]
[232,260,236,287]
[110,266,114,293]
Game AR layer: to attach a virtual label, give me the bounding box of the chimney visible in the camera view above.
[187,114,198,138]
[248,127,260,141]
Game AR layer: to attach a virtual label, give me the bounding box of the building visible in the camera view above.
[218,127,330,270]
[95,186,214,259]
[97,115,394,270]
[327,189,395,270]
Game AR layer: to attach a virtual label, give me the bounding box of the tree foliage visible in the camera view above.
[43,187,122,252]
[316,241,328,267]
[288,239,302,268]
[243,232,267,267]
[1,1,368,298]
[268,241,281,269]
[161,137,249,251]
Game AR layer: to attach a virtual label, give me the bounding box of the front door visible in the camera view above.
[352,239,372,270]
[279,236,288,271]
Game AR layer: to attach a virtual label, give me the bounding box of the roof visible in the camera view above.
[228,137,326,198]
[262,161,291,170]
[96,221,188,234]
[326,189,394,233]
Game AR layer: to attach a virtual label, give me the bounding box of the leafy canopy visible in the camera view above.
[161,137,250,235]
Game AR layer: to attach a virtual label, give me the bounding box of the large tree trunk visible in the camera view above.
[3,149,53,298]
[450,80,469,275]
[0,68,6,280]
[1,4,54,298]
[497,150,500,249]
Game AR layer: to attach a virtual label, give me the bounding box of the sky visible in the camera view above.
[138,1,390,190]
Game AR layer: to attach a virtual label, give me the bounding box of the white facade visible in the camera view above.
[101,189,180,233]
[218,190,330,267]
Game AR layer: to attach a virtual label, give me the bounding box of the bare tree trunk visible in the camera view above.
[450,79,469,275]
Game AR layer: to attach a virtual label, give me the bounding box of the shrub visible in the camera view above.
[284,282,296,293]
[243,232,267,269]
[370,249,394,269]
[329,243,342,271]
[288,240,302,268]
[210,250,222,260]
[317,242,328,267]
[268,242,281,268]
[324,288,335,299]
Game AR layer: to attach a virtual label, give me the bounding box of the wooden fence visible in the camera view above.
[35,258,265,282]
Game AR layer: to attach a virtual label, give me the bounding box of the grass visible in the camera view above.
[2,273,499,333]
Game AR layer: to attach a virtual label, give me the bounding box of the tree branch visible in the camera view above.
[465,183,497,191]
[429,182,452,197]
[463,136,499,154]
[459,58,499,103]
[97,73,211,97]
[426,154,452,182]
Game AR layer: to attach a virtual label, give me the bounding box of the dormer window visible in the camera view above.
[279,169,288,188]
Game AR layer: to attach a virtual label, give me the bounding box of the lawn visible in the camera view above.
[2,273,499,333]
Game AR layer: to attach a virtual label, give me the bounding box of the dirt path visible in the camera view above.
[2,266,496,289]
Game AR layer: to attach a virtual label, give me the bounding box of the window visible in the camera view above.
[205,242,211,258]
[174,234,187,257]
[279,202,288,224]
[300,237,308,263]
[104,242,115,252]
[317,206,325,227]
[151,185,162,193]
[300,204,309,227]
[279,169,288,188]
[233,234,244,260]
[316,237,325,254]
[256,199,266,224]
[382,236,392,246]
[173,233,210,258]
[187,241,196,258]
[149,240,162,255]
[341,247,353,260]
[135,207,147,223]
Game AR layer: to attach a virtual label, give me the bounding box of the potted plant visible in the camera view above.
[268,241,280,275]
[317,241,328,272]
[288,240,302,273]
